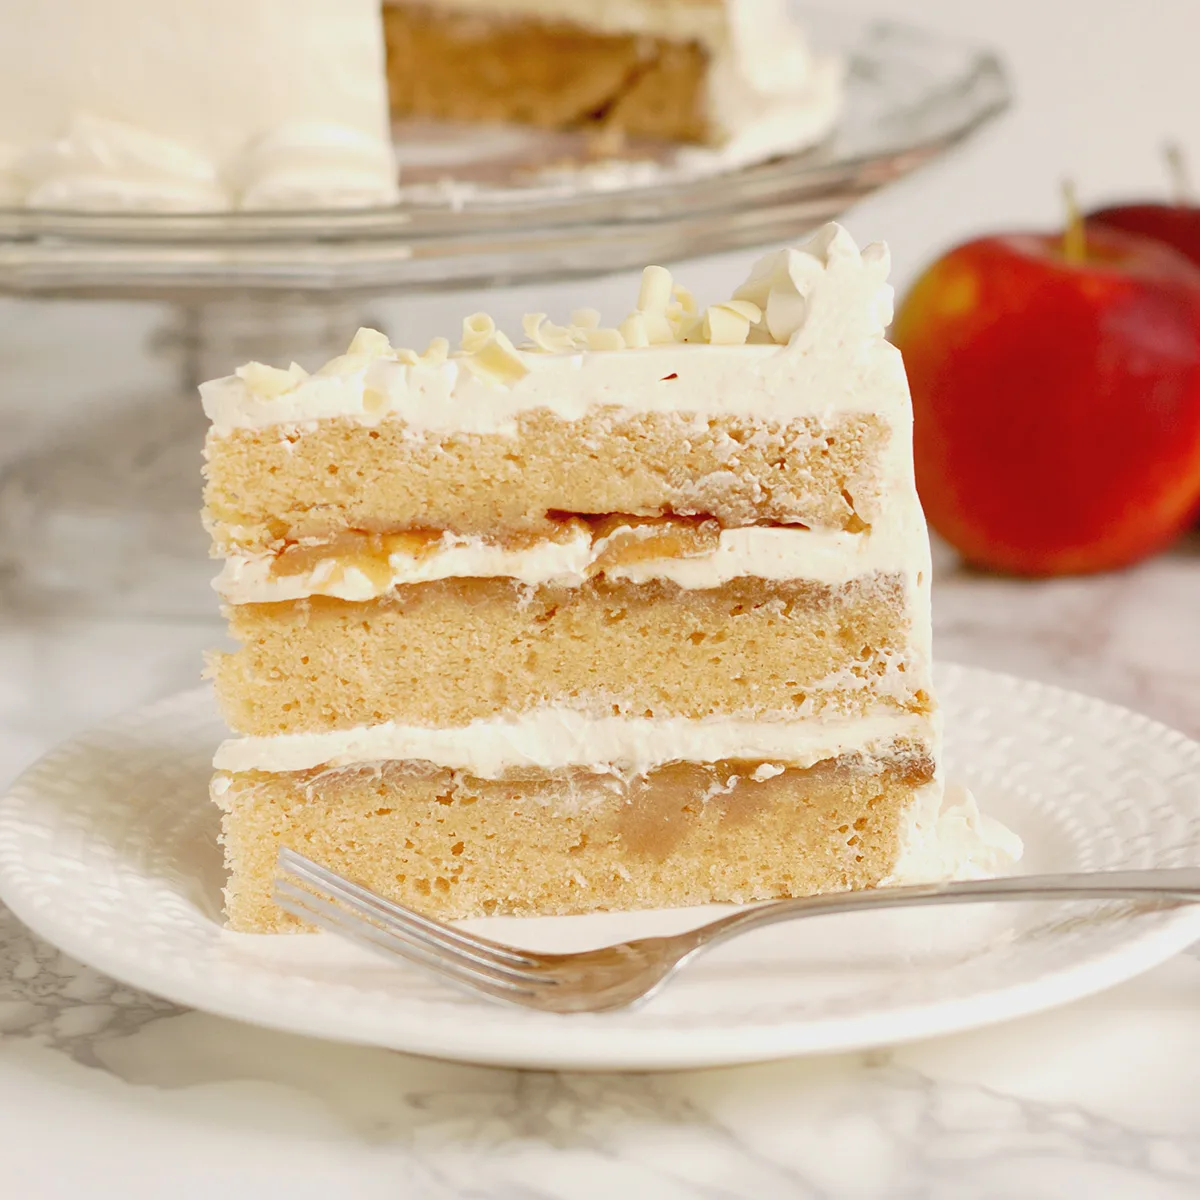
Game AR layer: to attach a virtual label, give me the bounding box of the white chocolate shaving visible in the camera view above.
[637,264,674,314]
[424,337,449,365]
[234,359,308,398]
[672,284,697,315]
[584,326,625,351]
[642,311,677,344]
[720,299,763,323]
[460,312,496,354]
[222,226,896,411]
[315,353,364,378]
[702,304,752,346]
[461,329,529,387]
[570,308,601,330]
[346,327,392,357]
[395,336,450,368]
[522,313,577,354]
[618,312,651,348]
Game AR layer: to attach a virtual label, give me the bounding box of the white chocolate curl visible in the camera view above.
[584,326,624,351]
[346,327,392,357]
[212,224,901,408]
[702,304,751,345]
[460,312,496,354]
[637,264,674,313]
[618,312,651,348]
[422,337,450,366]
[265,227,893,402]
[461,329,529,386]
[522,313,577,354]
[395,336,450,367]
[235,359,308,398]
[570,308,601,330]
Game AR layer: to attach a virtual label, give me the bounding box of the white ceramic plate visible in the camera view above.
[1,664,1198,1071]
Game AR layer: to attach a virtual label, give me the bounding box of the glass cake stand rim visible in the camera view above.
[0,14,1010,299]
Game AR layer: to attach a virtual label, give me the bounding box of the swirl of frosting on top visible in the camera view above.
[16,114,227,212]
[6,113,399,211]
[234,121,399,210]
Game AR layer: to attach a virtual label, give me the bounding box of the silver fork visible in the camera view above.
[273,848,1200,1013]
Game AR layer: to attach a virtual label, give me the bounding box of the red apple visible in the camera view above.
[1088,202,1200,267]
[892,226,1200,575]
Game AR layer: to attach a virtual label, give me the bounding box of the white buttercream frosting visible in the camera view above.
[214,709,933,777]
[233,123,399,211]
[403,0,730,47]
[885,784,1025,884]
[200,224,896,434]
[0,0,398,211]
[215,525,913,603]
[15,115,228,213]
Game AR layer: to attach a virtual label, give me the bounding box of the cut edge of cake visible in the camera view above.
[382,0,843,154]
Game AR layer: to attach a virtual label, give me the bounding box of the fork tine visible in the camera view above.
[273,877,545,988]
[278,848,538,966]
[273,880,546,1002]
[277,848,540,969]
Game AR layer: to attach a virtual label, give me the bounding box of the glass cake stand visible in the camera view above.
[0,12,1009,621]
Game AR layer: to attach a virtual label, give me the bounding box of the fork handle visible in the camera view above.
[687,868,1200,950]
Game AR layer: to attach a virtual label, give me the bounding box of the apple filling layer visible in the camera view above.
[213,572,928,735]
[270,514,720,588]
[218,513,817,603]
[217,748,935,929]
[204,409,887,555]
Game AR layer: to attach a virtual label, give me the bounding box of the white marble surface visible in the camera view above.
[3,1,1200,1195]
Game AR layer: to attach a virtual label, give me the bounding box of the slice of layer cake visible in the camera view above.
[203,223,945,931]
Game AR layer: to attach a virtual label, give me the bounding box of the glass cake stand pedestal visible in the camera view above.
[0,14,1008,621]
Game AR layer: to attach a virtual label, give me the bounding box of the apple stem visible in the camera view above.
[1061,179,1086,264]
[1165,142,1194,204]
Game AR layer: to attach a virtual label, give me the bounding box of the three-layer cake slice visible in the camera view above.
[203,223,944,931]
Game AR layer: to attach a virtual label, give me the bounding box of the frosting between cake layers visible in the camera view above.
[213,709,934,777]
[214,524,925,603]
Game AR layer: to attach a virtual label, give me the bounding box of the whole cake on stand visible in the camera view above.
[0,0,838,211]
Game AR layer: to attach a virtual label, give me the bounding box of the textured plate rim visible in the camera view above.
[1,663,1199,1072]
